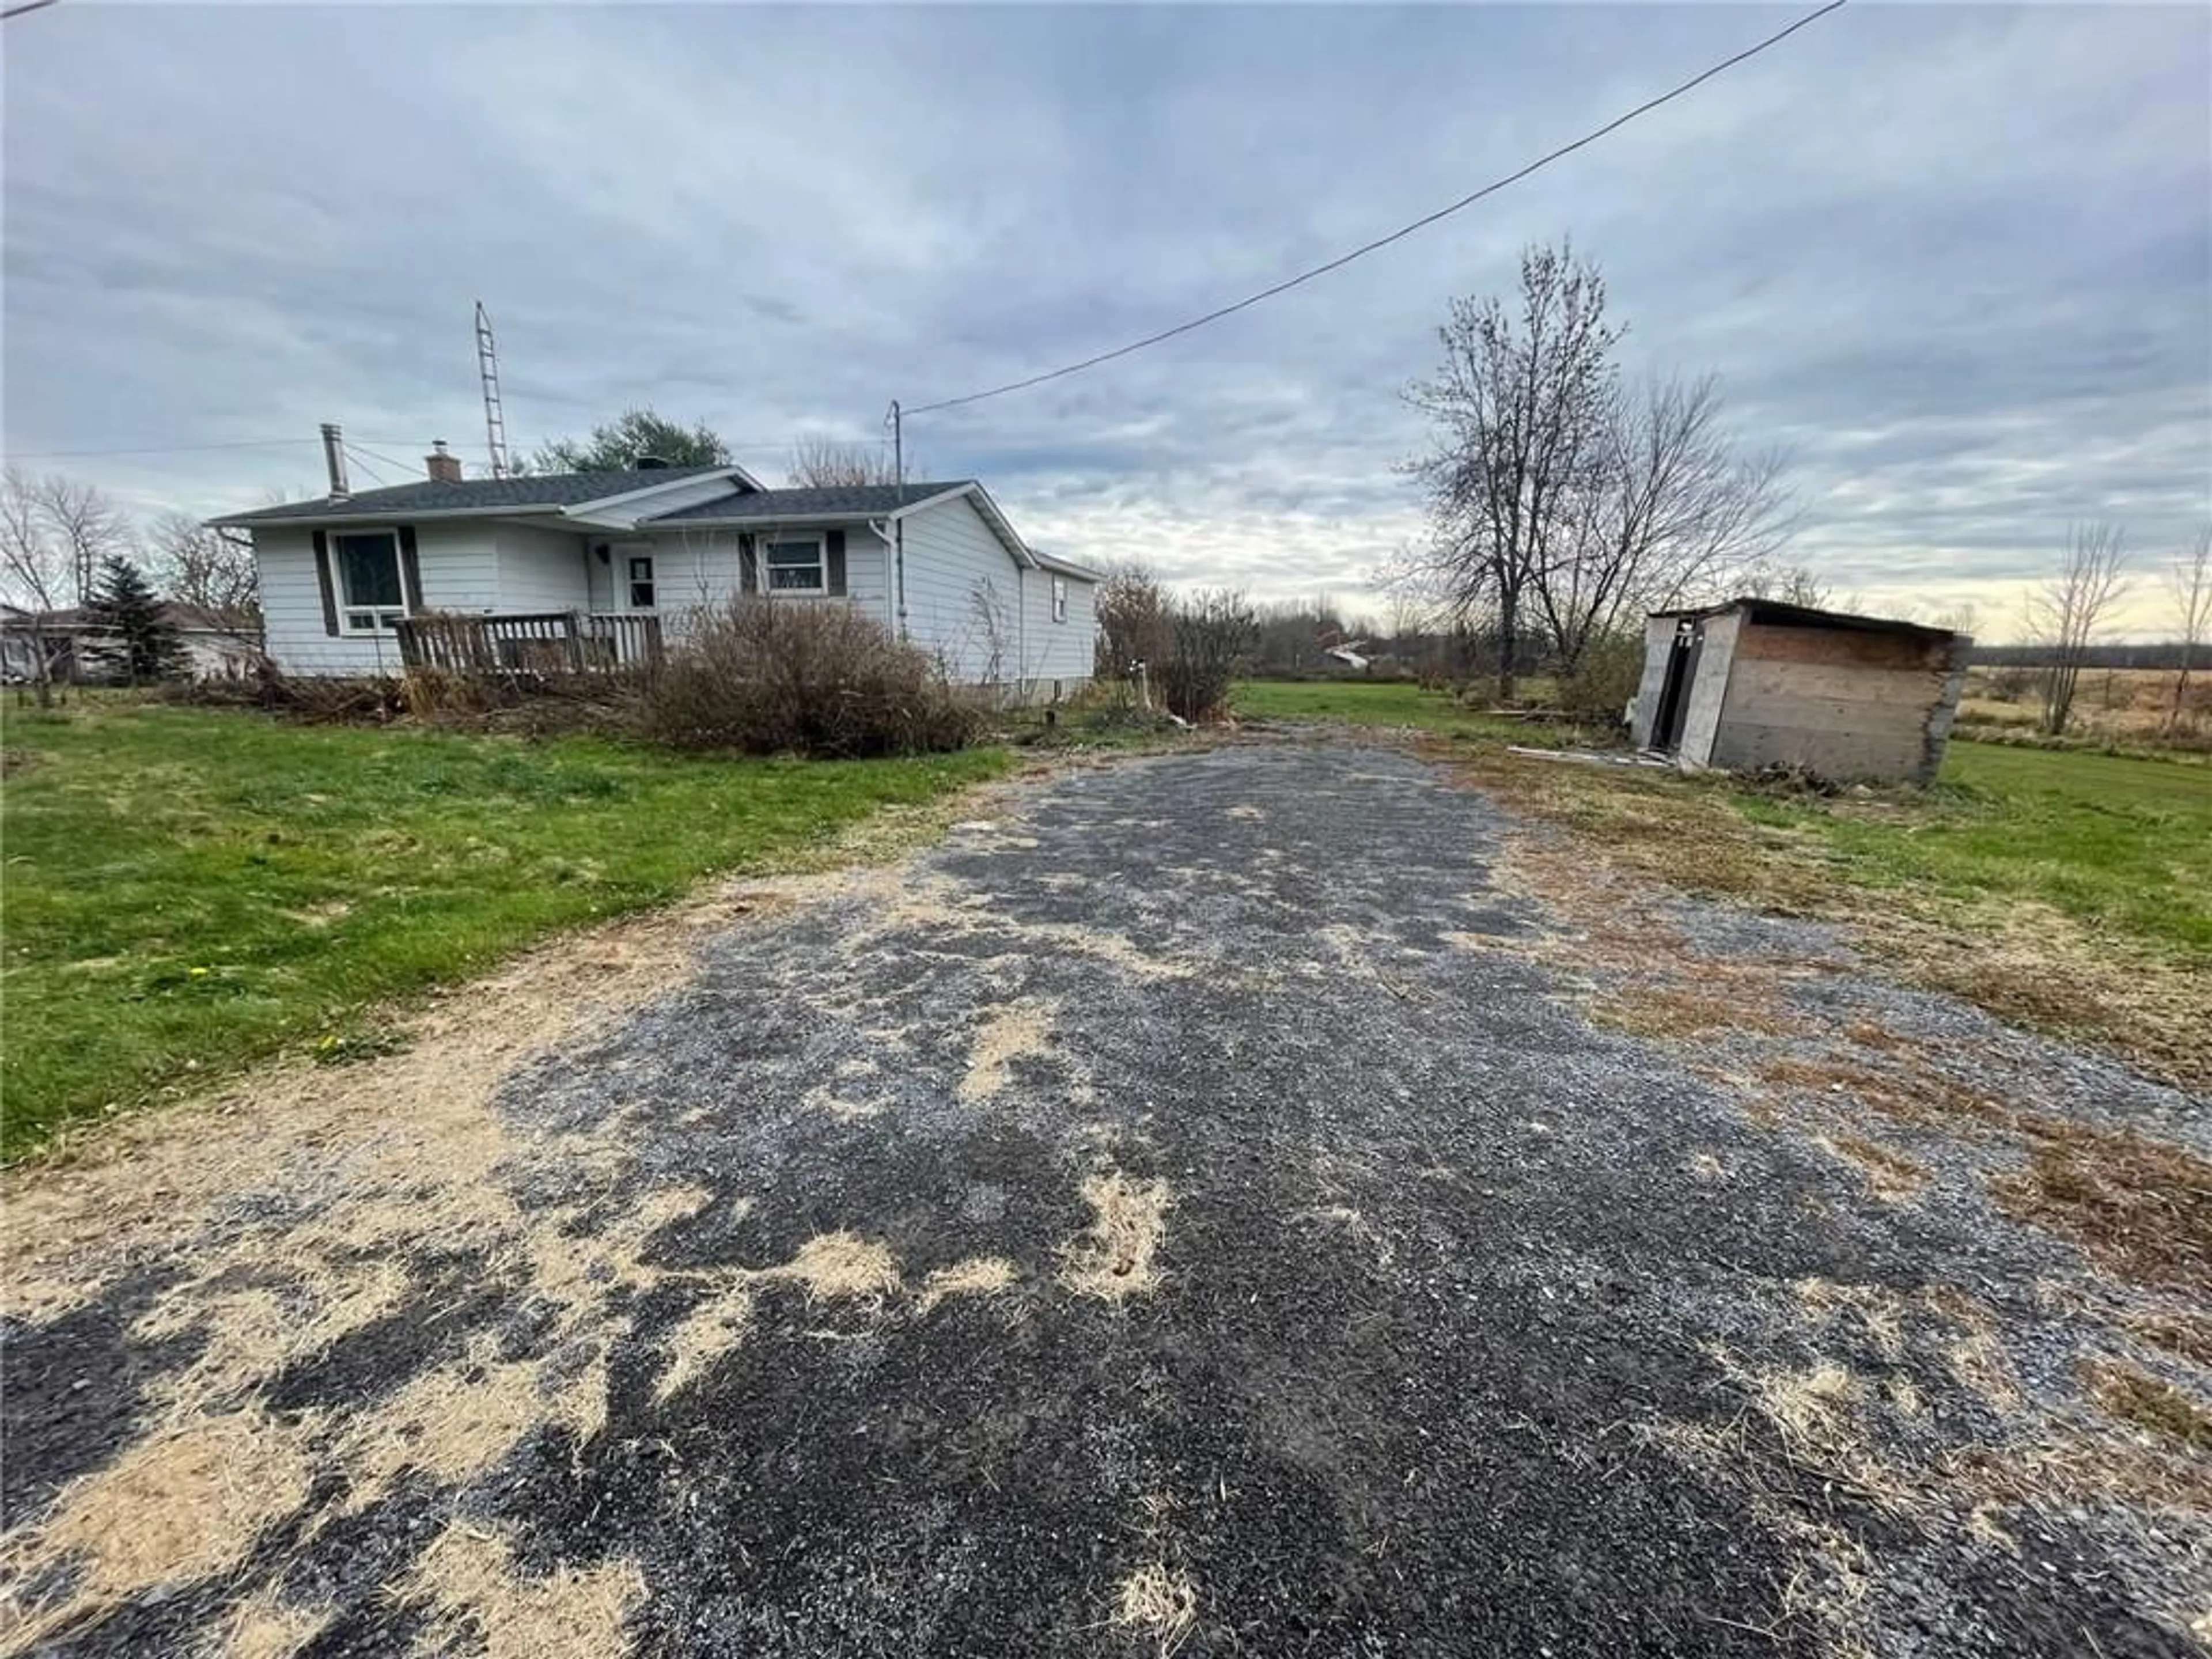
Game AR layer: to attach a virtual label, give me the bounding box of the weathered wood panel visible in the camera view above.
[1715,690,1933,738]
[1629,615,1677,749]
[1725,660,1949,710]
[1677,611,1740,766]
[1732,623,1945,672]
[1707,722,1927,781]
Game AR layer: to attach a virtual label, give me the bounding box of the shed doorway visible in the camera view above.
[1649,618,1702,754]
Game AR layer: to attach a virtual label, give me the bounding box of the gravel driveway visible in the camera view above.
[4,738,2205,1657]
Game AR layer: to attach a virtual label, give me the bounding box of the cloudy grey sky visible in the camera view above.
[5,2,2207,633]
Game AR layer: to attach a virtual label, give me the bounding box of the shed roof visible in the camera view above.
[1650,597,1961,641]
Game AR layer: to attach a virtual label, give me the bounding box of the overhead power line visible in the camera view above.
[3,437,322,461]
[340,445,401,486]
[5,432,823,467]
[346,442,419,480]
[908,0,1849,417]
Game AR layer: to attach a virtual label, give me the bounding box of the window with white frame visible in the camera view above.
[764,535,825,594]
[334,529,406,632]
[627,554,656,610]
[1051,575,1068,624]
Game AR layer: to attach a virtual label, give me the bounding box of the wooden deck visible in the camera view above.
[392,612,663,676]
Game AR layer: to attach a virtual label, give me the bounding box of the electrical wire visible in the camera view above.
[2,437,321,461]
[2,0,64,21]
[346,442,421,480]
[907,0,1849,416]
[339,446,397,486]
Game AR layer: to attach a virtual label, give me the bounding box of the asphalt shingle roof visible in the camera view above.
[208,466,734,526]
[640,482,976,522]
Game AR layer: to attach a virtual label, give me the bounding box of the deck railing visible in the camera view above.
[392,611,664,676]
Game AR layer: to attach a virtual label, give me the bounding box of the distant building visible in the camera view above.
[1630,599,1972,785]
[0,603,262,683]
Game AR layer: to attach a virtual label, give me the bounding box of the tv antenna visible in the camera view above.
[475,300,514,479]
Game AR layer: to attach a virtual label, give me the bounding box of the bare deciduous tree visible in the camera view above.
[145,511,263,645]
[1402,244,1620,700]
[2166,524,2212,734]
[2,467,132,703]
[2028,523,2130,735]
[786,438,908,490]
[1743,563,1835,608]
[1539,373,1795,671]
[26,473,132,603]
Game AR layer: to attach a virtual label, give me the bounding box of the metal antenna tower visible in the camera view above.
[474,300,513,479]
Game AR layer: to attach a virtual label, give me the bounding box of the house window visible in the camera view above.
[764,536,825,594]
[627,554,656,610]
[1052,576,1068,624]
[334,529,406,632]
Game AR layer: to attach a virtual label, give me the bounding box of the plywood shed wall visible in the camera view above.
[1634,601,1971,785]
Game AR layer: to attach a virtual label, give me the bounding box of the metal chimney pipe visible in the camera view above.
[320,423,351,501]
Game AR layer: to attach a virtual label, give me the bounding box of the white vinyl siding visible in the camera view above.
[1017,566,1097,688]
[897,495,1027,683]
[637,529,745,628]
[635,523,889,629]
[839,529,891,620]
[496,525,591,612]
[256,521,500,675]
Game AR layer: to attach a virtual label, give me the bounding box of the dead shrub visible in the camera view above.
[638,596,983,758]
[1094,564,1175,682]
[1154,589,1255,722]
[1554,632,1643,724]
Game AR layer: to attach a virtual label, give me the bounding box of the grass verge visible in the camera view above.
[0,702,1010,1156]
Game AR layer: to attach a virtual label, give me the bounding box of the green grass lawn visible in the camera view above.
[0,704,1009,1156]
[1751,740,2212,960]
[1233,677,1593,745]
[1234,678,2212,962]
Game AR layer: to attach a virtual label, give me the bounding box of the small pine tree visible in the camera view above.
[87,556,189,683]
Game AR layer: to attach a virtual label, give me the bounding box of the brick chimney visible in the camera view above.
[425,440,463,484]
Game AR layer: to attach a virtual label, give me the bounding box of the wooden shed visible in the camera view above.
[1629,600,1972,784]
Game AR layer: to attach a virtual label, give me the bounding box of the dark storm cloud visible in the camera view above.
[3,3,2205,631]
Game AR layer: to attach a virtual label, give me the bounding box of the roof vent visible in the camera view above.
[633,454,670,471]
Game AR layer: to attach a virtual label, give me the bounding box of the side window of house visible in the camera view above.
[1051,576,1068,624]
[765,537,825,593]
[628,555,655,610]
[335,529,406,632]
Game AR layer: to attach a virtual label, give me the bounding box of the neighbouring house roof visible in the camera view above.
[1,603,249,634]
[640,482,976,522]
[204,464,750,528]
[1650,597,1962,641]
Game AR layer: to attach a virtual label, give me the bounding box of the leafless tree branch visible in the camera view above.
[786,438,908,490]
[2027,522,2130,735]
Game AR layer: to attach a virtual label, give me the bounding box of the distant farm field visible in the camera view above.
[0,704,1009,1156]
[1955,665,2210,753]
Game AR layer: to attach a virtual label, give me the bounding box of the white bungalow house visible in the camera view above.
[207,442,1099,694]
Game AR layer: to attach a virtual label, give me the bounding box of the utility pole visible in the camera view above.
[886,399,908,639]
